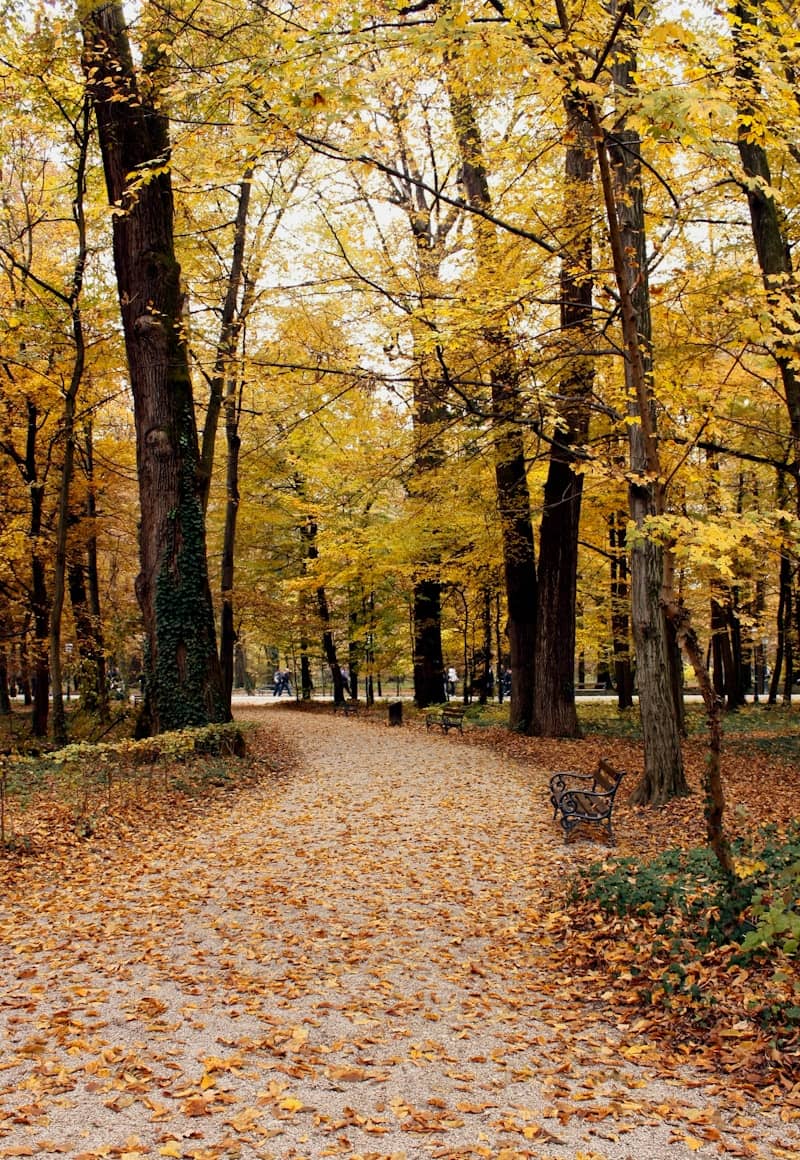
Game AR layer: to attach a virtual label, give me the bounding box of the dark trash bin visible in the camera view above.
[388,701,403,726]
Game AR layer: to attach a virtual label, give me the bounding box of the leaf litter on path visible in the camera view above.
[0,707,797,1160]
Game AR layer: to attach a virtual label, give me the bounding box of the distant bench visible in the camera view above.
[549,758,626,843]
[333,700,359,717]
[425,705,466,734]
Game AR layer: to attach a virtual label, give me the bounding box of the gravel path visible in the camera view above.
[1,708,797,1160]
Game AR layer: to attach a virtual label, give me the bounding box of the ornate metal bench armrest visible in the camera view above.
[549,771,593,792]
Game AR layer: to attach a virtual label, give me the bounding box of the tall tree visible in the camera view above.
[533,92,595,737]
[583,0,688,802]
[80,1,227,732]
[445,50,538,733]
[383,113,458,708]
[48,94,90,746]
[730,0,800,698]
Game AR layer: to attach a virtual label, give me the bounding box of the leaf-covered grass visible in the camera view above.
[0,720,253,850]
[562,826,800,1071]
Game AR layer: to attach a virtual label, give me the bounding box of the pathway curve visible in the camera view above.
[1,708,797,1160]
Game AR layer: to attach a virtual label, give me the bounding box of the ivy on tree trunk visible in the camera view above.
[80,1,227,733]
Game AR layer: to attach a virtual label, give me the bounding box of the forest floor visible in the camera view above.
[0,704,799,1160]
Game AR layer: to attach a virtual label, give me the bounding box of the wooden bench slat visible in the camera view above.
[425,706,466,734]
[548,759,625,843]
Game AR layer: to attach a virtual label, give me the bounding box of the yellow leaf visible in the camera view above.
[158,1145,182,1159]
[226,1107,261,1132]
[279,1095,303,1113]
[326,1065,369,1082]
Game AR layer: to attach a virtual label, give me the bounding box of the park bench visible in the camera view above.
[549,758,626,843]
[425,705,466,734]
[333,700,359,717]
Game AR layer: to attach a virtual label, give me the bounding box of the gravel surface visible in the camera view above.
[1,707,797,1160]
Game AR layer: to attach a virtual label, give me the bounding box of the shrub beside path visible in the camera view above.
[1,707,797,1160]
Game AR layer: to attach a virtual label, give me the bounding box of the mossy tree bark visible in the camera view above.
[81,1,227,732]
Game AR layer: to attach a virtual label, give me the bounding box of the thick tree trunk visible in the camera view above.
[533,94,594,738]
[81,3,227,732]
[413,579,446,705]
[595,7,687,802]
[732,1,800,459]
[733,2,800,702]
[628,526,687,804]
[319,594,346,704]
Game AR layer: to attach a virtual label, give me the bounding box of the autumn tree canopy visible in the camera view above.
[0,0,798,798]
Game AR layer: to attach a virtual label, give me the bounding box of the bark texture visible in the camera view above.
[533,94,594,738]
[446,60,537,732]
[81,2,227,732]
[598,4,687,803]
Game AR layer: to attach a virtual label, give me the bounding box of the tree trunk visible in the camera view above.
[665,603,735,878]
[595,5,687,802]
[711,585,745,709]
[30,473,50,739]
[300,636,313,700]
[732,1,800,706]
[405,211,450,709]
[219,392,241,710]
[81,2,227,733]
[301,516,346,703]
[610,511,634,709]
[732,1,800,465]
[199,174,252,513]
[82,423,109,719]
[319,591,346,704]
[348,592,361,702]
[50,96,90,747]
[413,579,445,705]
[364,590,376,707]
[494,591,505,705]
[446,59,537,732]
[533,93,594,738]
[0,644,11,716]
[768,552,790,704]
[18,635,32,707]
